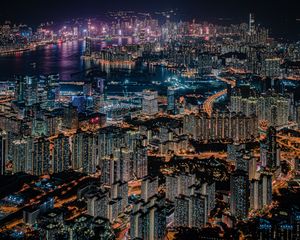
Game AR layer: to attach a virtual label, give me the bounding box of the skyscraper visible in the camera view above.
[174,193,208,228]
[12,137,33,174]
[189,193,208,228]
[133,147,148,179]
[249,13,255,34]
[199,181,216,213]
[100,155,120,186]
[130,203,166,240]
[15,76,38,106]
[0,129,7,175]
[261,58,281,78]
[86,189,109,219]
[165,174,179,202]
[141,176,158,202]
[260,172,272,207]
[174,195,190,227]
[63,105,78,130]
[167,87,176,114]
[72,131,98,173]
[236,149,257,180]
[115,147,132,182]
[178,173,196,196]
[251,174,273,211]
[266,126,280,170]
[32,137,50,176]
[230,170,250,219]
[142,90,158,115]
[111,181,128,213]
[52,134,70,173]
[165,173,196,202]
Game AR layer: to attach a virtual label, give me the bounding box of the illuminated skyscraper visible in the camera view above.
[174,193,208,228]
[86,189,109,218]
[230,91,290,127]
[52,134,70,173]
[183,111,258,142]
[249,13,255,34]
[130,209,143,239]
[266,126,280,170]
[227,143,245,162]
[108,200,119,221]
[0,129,7,175]
[114,147,132,182]
[165,173,196,202]
[142,90,158,115]
[165,174,179,202]
[12,137,33,174]
[141,176,158,202]
[40,74,60,103]
[32,137,50,176]
[71,131,98,173]
[174,195,190,227]
[199,181,216,213]
[250,173,272,211]
[236,149,257,180]
[130,202,166,240]
[85,20,92,56]
[133,147,148,179]
[63,105,78,130]
[15,76,38,106]
[230,170,249,219]
[145,205,166,240]
[250,179,259,210]
[198,53,213,75]
[178,173,196,196]
[261,58,281,78]
[110,181,128,213]
[260,173,272,207]
[100,155,120,186]
[189,193,208,228]
[167,87,176,114]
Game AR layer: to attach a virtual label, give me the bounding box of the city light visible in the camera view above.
[0,6,299,240]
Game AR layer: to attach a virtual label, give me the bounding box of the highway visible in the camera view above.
[203,89,227,116]
[277,133,300,153]
[215,76,236,87]
[202,74,236,116]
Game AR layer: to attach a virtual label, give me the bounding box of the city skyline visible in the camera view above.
[0,3,300,240]
[1,0,300,34]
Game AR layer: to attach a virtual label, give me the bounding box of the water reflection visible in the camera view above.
[0,39,227,96]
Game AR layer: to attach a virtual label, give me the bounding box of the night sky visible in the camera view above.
[1,0,300,38]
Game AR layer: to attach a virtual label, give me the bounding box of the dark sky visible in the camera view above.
[1,0,300,37]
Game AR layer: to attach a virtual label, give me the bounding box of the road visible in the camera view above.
[202,74,236,116]
[277,133,300,153]
[0,176,89,232]
[203,89,227,116]
[0,97,14,104]
[248,132,297,219]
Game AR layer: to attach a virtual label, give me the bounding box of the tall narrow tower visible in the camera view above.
[85,19,92,56]
[249,13,255,34]
[0,129,7,175]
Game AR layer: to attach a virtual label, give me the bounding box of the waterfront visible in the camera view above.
[0,40,86,81]
[0,40,227,97]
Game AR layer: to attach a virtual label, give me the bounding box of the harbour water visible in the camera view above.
[0,40,227,97]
